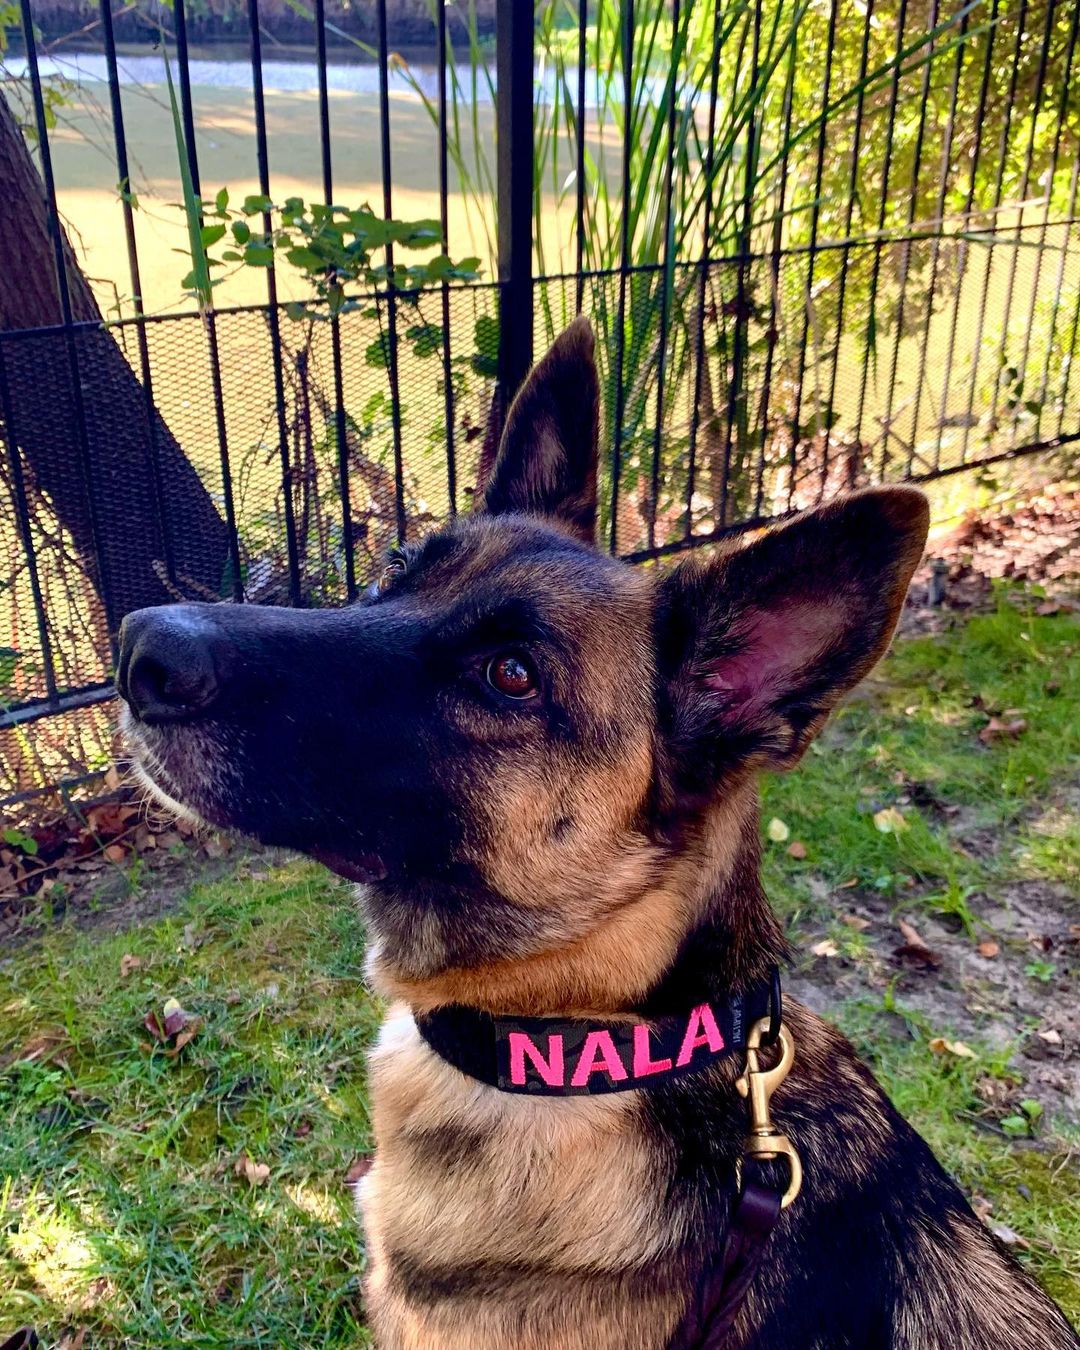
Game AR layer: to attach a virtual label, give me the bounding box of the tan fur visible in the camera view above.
[360,1006,688,1349]
[371,787,755,1016]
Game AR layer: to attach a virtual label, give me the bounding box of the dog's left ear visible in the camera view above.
[481,316,599,544]
[656,487,929,800]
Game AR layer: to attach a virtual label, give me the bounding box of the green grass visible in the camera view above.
[837,997,1080,1316]
[0,865,378,1346]
[1,588,1078,1343]
[761,584,1080,915]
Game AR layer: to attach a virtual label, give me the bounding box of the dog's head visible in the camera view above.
[119,319,927,1007]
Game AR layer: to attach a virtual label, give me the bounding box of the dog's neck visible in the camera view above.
[367,791,786,1020]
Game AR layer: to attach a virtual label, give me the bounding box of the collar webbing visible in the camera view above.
[415,973,780,1097]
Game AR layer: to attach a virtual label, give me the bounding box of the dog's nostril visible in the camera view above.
[119,607,223,724]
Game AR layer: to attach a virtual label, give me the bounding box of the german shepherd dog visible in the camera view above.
[119,320,1078,1349]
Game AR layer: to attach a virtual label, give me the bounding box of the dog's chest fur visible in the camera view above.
[359,1004,692,1350]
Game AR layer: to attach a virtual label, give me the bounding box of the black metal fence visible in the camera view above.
[2,0,1080,805]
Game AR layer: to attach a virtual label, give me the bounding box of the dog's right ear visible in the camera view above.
[481,316,599,544]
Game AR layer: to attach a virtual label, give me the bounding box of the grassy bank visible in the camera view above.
[1,591,1078,1344]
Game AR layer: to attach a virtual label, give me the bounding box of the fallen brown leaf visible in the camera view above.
[811,939,839,958]
[143,999,200,1054]
[929,1036,976,1059]
[104,843,127,863]
[979,716,1027,744]
[786,840,808,860]
[873,806,909,834]
[1036,1028,1062,1045]
[0,1028,70,1070]
[840,913,871,931]
[120,953,142,978]
[898,919,930,950]
[165,1022,202,1058]
[234,1153,271,1186]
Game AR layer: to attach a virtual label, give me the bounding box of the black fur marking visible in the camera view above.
[388,1251,690,1310]
[406,1123,490,1175]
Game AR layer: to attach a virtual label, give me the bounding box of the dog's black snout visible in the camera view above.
[118,606,226,724]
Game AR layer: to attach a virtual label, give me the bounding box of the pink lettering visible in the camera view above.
[632,1023,673,1078]
[570,1030,629,1087]
[675,1003,725,1068]
[509,1031,565,1087]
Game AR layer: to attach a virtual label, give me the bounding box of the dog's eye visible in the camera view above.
[486,653,538,700]
[377,553,407,594]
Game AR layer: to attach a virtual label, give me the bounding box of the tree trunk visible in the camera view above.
[0,95,228,631]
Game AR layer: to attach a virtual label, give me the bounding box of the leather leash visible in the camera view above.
[0,1329,39,1350]
[669,1017,802,1348]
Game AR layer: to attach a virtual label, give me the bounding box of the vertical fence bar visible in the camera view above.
[824,0,875,481]
[760,17,798,507]
[0,343,58,703]
[574,0,588,313]
[436,0,458,515]
[314,0,357,599]
[1041,145,1080,436]
[909,5,969,470]
[884,0,938,477]
[100,0,174,588]
[376,0,407,542]
[934,0,997,470]
[684,0,724,539]
[1055,216,1080,435]
[248,0,302,605]
[959,0,1030,466]
[609,0,633,553]
[720,0,763,527]
[496,0,535,411]
[173,0,243,601]
[19,0,116,651]
[854,0,909,474]
[646,0,682,550]
[1018,0,1079,444]
[987,0,1056,446]
[787,0,837,504]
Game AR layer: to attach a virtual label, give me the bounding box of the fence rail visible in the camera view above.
[2,0,1080,804]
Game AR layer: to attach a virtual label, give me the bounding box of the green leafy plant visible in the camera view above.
[186,188,481,330]
[1001,1098,1044,1137]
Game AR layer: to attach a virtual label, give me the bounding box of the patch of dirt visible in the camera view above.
[901,482,1080,636]
[790,875,1080,1126]
[0,821,285,955]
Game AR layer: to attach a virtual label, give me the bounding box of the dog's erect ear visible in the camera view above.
[481,316,599,543]
[656,488,929,799]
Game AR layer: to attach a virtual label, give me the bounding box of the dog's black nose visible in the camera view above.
[118,606,225,724]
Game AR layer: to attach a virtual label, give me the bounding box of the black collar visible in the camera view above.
[415,970,780,1097]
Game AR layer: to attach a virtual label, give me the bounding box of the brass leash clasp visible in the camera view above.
[734,1016,802,1210]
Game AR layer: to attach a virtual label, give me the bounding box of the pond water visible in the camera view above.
[3,45,664,106]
